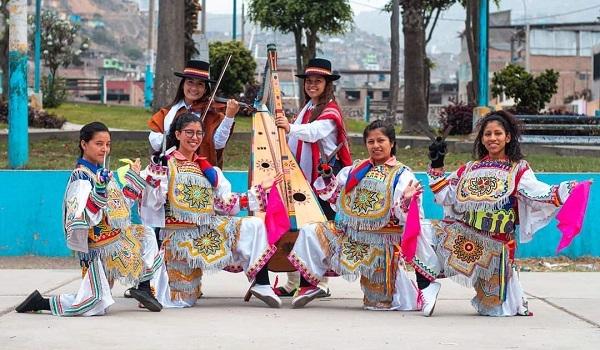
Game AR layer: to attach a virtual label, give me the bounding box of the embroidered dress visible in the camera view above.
[142,151,275,308]
[288,158,437,310]
[51,158,160,316]
[428,157,576,316]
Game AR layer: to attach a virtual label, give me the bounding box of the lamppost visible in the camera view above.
[521,0,530,72]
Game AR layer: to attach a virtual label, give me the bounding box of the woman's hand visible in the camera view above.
[225,99,240,118]
[131,158,142,174]
[275,114,291,133]
[261,173,284,191]
[403,179,423,200]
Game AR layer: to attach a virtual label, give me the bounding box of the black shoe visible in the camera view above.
[15,290,44,313]
[129,288,162,312]
[315,288,331,298]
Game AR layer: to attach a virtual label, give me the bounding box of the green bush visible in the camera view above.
[42,75,67,108]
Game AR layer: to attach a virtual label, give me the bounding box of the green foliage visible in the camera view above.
[28,10,89,108]
[123,44,143,61]
[248,0,353,62]
[209,41,257,96]
[491,64,559,114]
[185,0,202,61]
[29,10,89,77]
[90,27,113,46]
[41,75,67,108]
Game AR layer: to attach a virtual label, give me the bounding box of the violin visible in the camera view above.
[199,96,256,115]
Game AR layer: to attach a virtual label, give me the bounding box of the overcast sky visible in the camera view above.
[204,0,390,15]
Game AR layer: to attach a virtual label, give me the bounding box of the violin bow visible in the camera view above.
[200,54,233,124]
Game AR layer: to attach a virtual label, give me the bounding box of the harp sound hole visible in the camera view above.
[293,193,307,202]
[261,162,270,169]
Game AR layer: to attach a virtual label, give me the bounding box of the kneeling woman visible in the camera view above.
[288,120,435,310]
[426,110,589,316]
[16,122,162,316]
[142,113,281,308]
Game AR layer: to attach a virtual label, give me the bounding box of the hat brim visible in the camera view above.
[174,72,216,83]
[295,73,340,81]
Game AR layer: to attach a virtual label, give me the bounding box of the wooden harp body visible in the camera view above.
[249,44,326,272]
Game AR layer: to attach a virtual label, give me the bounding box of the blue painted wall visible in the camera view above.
[1,171,598,258]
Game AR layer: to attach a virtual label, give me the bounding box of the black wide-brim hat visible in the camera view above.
[295,58,340,81]
[174,60,216,83]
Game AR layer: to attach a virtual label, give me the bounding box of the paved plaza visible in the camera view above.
[0,269,599,349]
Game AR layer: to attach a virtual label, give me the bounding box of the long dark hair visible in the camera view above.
[169,78,212,107]
[166,112,202,150]
[473,110,524,162]
[79,122,110,157]
[363,119,396,156]
[305,79,336,122]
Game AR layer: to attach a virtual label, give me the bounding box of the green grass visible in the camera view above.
[0,123,6,129]
[46,103,152,130]
[3,137,600,172]
[45,103,374,134]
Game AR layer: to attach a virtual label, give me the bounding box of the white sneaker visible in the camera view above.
[250,284,282,308]
[421,282,441,317]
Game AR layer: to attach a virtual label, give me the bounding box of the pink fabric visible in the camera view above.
[401,196,421,261]
[556,180,591,253]
[265,186,291,245]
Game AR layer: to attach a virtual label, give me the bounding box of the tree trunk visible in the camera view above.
[465,0,479,105]
[153,0,186,111]
[401,0,427,134]
[305,29,317,62]
[388,0,400,123]
[0,2,9,98]
[293,29,304,105]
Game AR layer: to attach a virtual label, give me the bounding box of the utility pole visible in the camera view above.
[232,0,237,41]
[8,0,28,168]
[34,0,41,94]
[388,0,400,123]
[241,1,245,45]
[522,0,530,72]
[477,0,489,107]
[201,0,206,34]
[144,0,156,108]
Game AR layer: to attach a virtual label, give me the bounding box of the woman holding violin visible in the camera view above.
[148,60,239,168]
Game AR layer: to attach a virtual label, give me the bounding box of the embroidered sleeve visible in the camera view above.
[314,165,350,206]
[248,184,268,212]
[517,167,576,207]
[122,169,146,200]
[427,165,462,207]
[392,170,425,224]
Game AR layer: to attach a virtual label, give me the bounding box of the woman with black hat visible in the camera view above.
[148,60,239,168]
[273,58,352,298]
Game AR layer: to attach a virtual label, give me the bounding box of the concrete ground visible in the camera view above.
[1,270,599,350]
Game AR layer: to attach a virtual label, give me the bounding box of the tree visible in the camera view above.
[491,63,559,114]
[0,0,9,98]
[460,0,501,105]
[185,0,202,62]
[390,0,455,133]
[154,0,185,110]
[209,41,257,97]
[30,10,89,107]
[385,1,455,132]
[388,0,400,122]
[248,0,353,103]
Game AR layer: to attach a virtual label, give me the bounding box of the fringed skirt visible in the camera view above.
[433,220,529,316]
[289,222,420,310]
[155,216,276,307]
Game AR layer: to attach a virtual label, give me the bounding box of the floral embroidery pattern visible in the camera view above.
[467,177,498,197]
[341,240,370,263]
[452,234,484,263]
[193,230,222,256]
